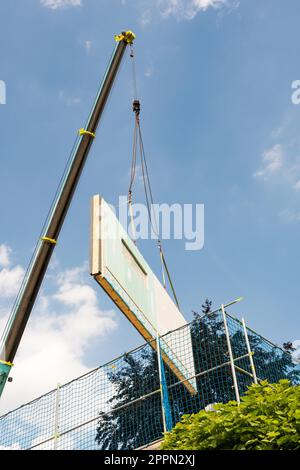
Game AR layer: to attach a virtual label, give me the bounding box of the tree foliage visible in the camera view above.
[95,348,162,450]
[161,380,300,450]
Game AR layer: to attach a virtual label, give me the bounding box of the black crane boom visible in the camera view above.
[0,31,135,398]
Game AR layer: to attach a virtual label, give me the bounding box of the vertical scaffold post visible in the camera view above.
[221,304,240,404]
[156,334,167,434]
[54,383,61,450]
[242,318,258,384]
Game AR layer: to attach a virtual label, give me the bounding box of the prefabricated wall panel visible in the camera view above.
[90,195,197,394]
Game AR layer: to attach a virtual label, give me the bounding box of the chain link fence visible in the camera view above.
[0,306,299,450]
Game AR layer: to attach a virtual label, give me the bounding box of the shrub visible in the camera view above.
[161,380,300,450]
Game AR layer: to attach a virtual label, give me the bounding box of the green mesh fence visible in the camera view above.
[0,308,299,450]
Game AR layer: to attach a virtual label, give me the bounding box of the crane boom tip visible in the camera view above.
[115,31,136,44]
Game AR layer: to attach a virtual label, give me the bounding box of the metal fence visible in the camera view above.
[0,306,299,450]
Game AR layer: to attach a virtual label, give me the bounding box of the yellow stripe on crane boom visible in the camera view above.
[41,237,57,245]
[79,128,96,138]
[0,360,14,367]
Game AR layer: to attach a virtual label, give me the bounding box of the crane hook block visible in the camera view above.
[133,100,141,115]
[114,31,136,44]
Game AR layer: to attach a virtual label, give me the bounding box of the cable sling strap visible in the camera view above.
[128,46,180,311]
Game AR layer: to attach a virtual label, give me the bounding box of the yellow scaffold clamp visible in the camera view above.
[41,237,57,245]
[0,360,14,367]
[79,128,96,138]
[114,31,136,44]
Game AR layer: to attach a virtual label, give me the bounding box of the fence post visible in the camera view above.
[221,304,240,404]
[53,383,61,450]
[242,318,258,384]
[156,334,169,434]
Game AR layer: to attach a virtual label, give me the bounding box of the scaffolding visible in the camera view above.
[0,306,299,450]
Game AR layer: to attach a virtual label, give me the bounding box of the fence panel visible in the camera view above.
[0,308,299,450]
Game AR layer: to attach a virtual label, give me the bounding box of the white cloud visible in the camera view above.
[292,340,300,365]
[254,144,283,180]
[0,244,11,267]
[0,252,117,415]
[0,266,25,299]
[85,40,92,53]
[40,0,82,9]
[254,143,300,201]
[59,90,81,106]
[279,209,300,223]
[262,112,300,220]
[30,433,75,450]
[122,0,236,24]
[144,65,154,78]
[159,0,229,20]
[140,9,152,27]
[0,443,21,450]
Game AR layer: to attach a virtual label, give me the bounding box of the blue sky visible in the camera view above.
[1,0,300,411]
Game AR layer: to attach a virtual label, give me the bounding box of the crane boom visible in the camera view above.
[0,31,135,398]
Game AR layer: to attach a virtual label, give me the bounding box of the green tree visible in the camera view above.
[161,380,300,450]
[95,347,162,450]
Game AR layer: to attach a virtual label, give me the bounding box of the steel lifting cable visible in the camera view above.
[127,45,139,242]
[130,44,138,101]
[128,46,180,311]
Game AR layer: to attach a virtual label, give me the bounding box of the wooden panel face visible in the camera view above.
[90,195,197,394]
